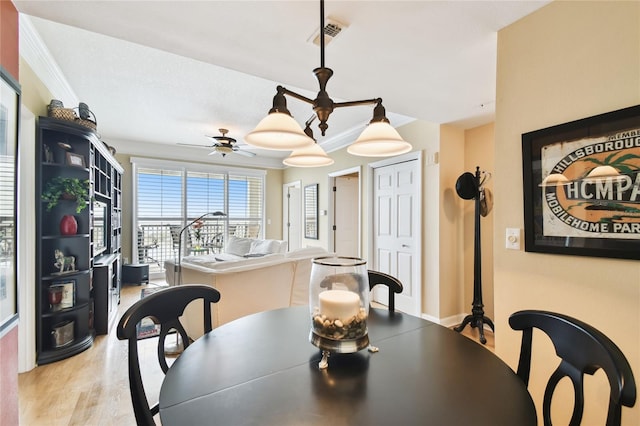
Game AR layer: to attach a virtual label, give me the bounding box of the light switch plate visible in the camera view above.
[505,228,520,250]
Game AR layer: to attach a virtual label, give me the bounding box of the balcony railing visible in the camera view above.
[136,219,261,275]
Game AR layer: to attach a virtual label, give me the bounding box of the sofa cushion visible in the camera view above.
[285,246,330,259]
[226,236,254,256]
[249,239,282,255]
[207,253,285,272]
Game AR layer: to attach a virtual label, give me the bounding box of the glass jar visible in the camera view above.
[309,256,369,359]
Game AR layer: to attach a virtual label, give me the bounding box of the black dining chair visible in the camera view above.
[116,285,221,426]
[368,270,403,313]
[317,269,403,312]
[509,310,636,426]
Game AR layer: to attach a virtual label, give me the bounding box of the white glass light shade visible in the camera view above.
[283,143,334,167]
[245,112,315,150]
[586,165,620,178]
[539,173,569,187]
[583,165,626,184]
[210,146,233,155]
[347,122,412,157]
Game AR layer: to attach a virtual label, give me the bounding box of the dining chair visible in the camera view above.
[246,224,261,238]
[368,270,403,313]
[169,224,194,257]
[204,232,224,252]
[509,310,636,426]
[318,270,403,312]
[137,227,160,266]
[116,284,221,426]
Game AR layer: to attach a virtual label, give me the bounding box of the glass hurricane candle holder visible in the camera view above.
[309,256,369,369]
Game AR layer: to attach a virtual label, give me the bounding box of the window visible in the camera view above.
[131,158,265,273]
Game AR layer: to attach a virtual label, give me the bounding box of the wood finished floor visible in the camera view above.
[19,283,494,426]
[18,282,170,426]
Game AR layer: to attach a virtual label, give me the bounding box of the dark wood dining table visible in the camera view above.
[159,305,537,425]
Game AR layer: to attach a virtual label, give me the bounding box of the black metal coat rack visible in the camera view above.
[454,166,494,344]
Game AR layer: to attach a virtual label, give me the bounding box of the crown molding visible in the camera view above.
[114,138,286,170]
[19,15,78,105]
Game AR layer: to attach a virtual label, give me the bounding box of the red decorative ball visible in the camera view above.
[60,215,78,235]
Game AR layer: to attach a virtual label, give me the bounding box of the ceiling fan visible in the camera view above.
[178,128,256,157]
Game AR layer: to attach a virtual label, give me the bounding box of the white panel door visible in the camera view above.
[372,159,420,316]
[283,183,301,251]
[334,175,359,257]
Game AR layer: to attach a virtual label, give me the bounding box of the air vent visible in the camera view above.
[308,18,348,46]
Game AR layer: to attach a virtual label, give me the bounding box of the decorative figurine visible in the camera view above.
[43,144,54,163]
[53,249,76,274]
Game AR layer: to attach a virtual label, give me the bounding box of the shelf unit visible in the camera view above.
[36,116,123,364]
[93,254,119,335]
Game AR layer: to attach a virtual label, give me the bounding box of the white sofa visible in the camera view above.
[164,240,329,338]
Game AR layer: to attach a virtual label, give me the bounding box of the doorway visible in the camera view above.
[283,181,302,251]
[370,152,422,316]
[328,167,360,257]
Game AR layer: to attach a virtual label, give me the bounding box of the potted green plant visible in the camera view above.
[42,176,90,213]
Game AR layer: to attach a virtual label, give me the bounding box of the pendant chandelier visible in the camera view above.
[283,117,334,167]
[245,0,411,166]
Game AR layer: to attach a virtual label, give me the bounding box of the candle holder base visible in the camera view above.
[318,350,330,369]
[310,330,369,354]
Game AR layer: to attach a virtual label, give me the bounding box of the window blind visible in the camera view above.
[132,160,265,268]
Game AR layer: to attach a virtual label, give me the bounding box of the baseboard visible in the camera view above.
[421,313,466,328]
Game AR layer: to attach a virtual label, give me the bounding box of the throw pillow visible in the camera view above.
[226,236,253,256]
[249,239,280,255]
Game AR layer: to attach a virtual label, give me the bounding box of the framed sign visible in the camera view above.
[66,152,86,168]
[304,183,319,239]
[522,104,640,260]
[0,67,19,332]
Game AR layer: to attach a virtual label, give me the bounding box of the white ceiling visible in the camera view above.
[14,0,550,169]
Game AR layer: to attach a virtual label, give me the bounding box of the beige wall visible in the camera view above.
[283,120,472,322]
[19,59,52,117]
[281,148,368,250]
[264,168,284,240]
[494,2,639,425]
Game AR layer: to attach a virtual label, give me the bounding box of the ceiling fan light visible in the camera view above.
[283,143,335,167]
[245,112,314,150]
[217,146,233,154]
[347,122,412,157]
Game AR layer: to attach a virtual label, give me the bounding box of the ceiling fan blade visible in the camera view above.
[178,142,215,148]
[234,149,257,157]
[208,150,220,156]
[235,144,258,150]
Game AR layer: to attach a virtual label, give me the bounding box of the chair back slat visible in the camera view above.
[367,270,403,312]
[509,310,636,426]
[117,285,221,426]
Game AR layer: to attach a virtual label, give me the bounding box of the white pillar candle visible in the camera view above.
[319,290,360,322]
